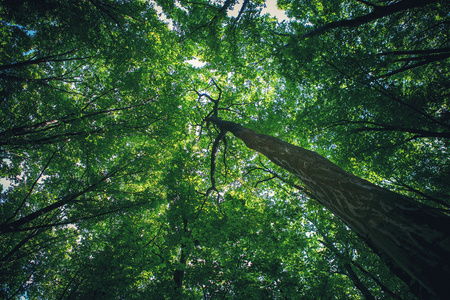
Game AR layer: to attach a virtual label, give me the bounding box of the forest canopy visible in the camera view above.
[1,0,449,299]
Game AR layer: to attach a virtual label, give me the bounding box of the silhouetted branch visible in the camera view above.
[303,0,438,38]
[5,146,63,224]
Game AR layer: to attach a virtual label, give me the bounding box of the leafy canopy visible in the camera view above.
[1,0,448,299]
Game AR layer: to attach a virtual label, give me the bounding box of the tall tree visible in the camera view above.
[2,0,449,299]
[163,0,450,297]
[1,0,187,297]
[208,114,450,298]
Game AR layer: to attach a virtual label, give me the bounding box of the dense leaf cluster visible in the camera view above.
[1,0,448,299]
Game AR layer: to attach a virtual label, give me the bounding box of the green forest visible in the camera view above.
[1,0,449,299]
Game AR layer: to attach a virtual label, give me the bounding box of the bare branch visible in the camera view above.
[210,130,227,190]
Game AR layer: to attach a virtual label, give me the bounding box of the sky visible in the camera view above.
[228,0,290,21]
[187,0,290,67]
[154,0,290,31]
[0,1,290,190]
[0,159,12,192]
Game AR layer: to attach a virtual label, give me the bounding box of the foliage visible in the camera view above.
[1,0,448,299]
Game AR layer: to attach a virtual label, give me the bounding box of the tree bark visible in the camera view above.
[209,116,450,299]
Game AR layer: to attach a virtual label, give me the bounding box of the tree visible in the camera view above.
[165,0,450,297]
[273,0,450,205]
[2,0,449,299]
[1,0,187,297]
[208,114,450,299]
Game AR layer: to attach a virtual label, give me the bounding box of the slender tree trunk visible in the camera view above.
[173,218,189,290]
[342,263,375,300]
[317,231,376,300]
[351,260,404,300]
[210,117,450,299]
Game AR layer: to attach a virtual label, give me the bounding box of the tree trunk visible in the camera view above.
[342,262,375,300]
[316,229,376,300]
[173,218,189,290]
[210,117,450,299]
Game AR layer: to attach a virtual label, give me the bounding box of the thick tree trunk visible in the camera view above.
[210,117,450,299]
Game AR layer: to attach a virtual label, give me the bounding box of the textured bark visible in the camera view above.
[210,117,450,299]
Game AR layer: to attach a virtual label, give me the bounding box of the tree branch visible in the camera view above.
[5,146,62,224]
[0,166,125,234]
[303,0,438,38]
